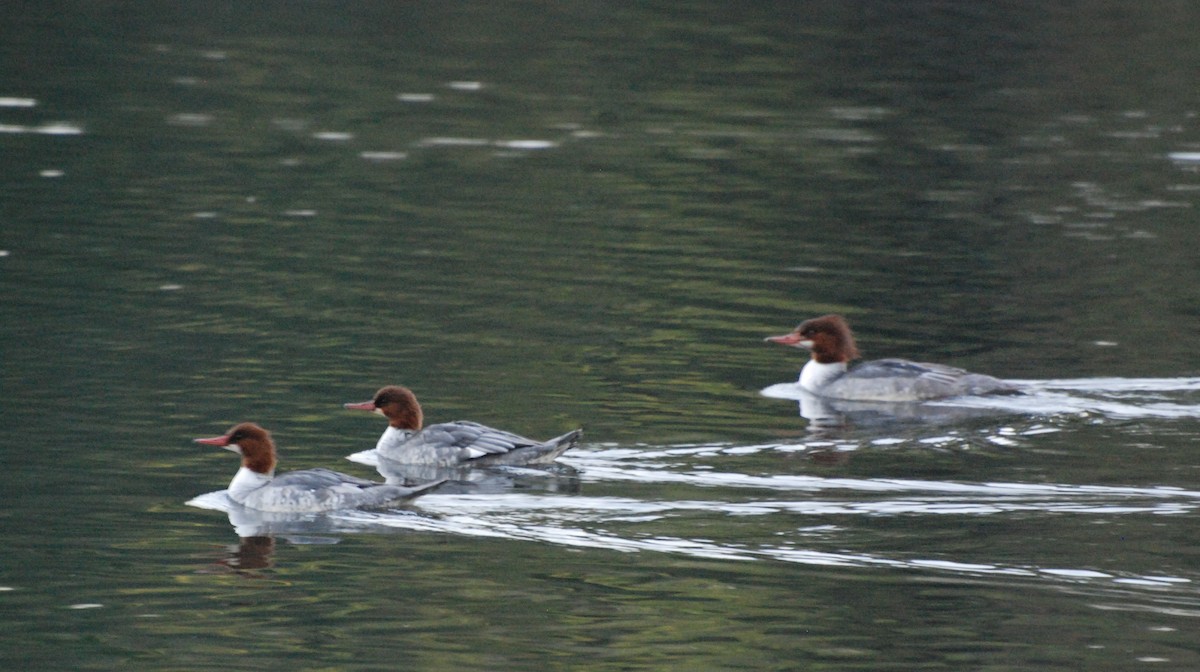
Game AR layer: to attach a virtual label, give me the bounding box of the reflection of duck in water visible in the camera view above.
[359,453,583,495]
[216,536,276,574]
[343,386,582,467]
[194,422,445,512]
[766,315,1018,401]
[772,387,1015,431]
[195,535,279,578]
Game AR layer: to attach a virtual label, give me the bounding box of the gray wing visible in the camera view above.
[245,468,431,512]
[838,358,1015,400]
[383,421,577,466]
[413,421,541,457]
[271,468,378,489]
[850,358,969,385]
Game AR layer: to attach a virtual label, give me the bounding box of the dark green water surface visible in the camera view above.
[4,2,1200,670]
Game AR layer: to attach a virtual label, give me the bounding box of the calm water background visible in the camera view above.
[4,2,1200,670]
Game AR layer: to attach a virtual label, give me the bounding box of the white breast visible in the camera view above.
[376,426,415,452]
[799,360,847,392]
[227,466,272,504]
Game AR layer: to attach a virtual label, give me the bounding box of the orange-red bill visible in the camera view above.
[765,332,807,347]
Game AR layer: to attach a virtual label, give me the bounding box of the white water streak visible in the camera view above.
[336,501,1191,589]
[189,376,1200,597]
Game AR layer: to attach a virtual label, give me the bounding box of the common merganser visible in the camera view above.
[765,314,1018,401]
[194,422,445,512]
[343,385,582,467]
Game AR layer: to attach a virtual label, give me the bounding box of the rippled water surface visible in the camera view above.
[5,2,1200,670]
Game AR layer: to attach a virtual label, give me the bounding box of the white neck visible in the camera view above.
[227,466,272,503]
[377,425,415,451]
[799,359,846,391]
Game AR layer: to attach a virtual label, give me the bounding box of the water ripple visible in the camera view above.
[335,501,1195,595]
[189,374,1200,603]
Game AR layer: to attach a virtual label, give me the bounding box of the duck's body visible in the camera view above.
[345,386,581,467]
[767,315,1018,402]
[372,422,580,467]
[195,423,444,513]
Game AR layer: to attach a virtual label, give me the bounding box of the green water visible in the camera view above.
[4,2,1200,670]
